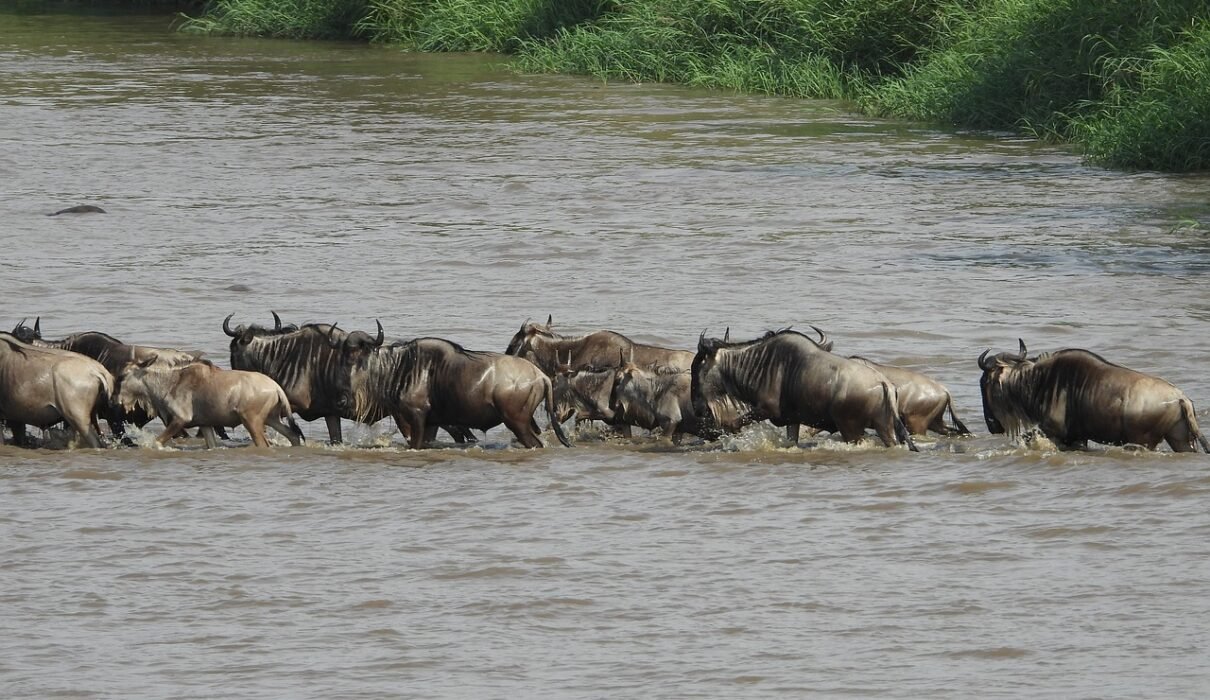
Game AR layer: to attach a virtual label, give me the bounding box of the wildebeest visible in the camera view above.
[0,332,114,448]
[505,316,694,376]
[611,352,715,443]
[691,329,917,450]
[348,337,572,449]
[551,360,630,437]
[12,317,204,440]
[849,357,971,436]
[118,358,303,449]
[224,313,359,443]
[978,339,1210,452]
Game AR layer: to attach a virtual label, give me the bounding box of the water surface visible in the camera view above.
[3,12,1210,699]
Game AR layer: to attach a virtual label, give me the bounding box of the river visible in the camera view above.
[4,10,1210,698]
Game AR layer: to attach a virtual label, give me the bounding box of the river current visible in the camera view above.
[3,11,1210,699]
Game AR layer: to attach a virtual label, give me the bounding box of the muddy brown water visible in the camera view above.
[4,11,1210,699]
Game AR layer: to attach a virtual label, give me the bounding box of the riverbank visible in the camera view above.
[34,0,1210,172]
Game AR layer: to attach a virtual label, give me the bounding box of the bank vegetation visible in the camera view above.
[178,0,1210,172]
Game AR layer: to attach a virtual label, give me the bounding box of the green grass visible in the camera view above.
[1072,24,1210,171]
[175,0,1210,171]
[182,0,371,39]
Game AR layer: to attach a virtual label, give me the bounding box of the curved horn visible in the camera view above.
[14,317,26,333]
[328,322,341,348]
[33,317,40,335]
[546,314,553,327]
[1017,338,1028,360]
[222,313,237,338]
[978,349,995,371]
[698,328,709,351]
[271,310,282,331]
[810,325,830,349]
[521,317,531,332]
[374,319,385,347]
[723,327,730,343]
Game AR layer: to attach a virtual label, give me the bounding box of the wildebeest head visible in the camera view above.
[11,317,41,343]
[690,329,746,432]
[116,355,165,417]
[338,320,385,367]
[977,338,1030,435]
[504,315,555,358]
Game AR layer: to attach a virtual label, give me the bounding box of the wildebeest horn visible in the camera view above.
[222,313,237,337]
[374,320,384,347]
[1017,338,1028,360]
[978,349,995,371]
[546,314,553,327]
[810,325,829,349]
[521,317,531,332]
[34,317,40,335]
[723,327,730,342]
[13,317,26,333]
[327,322,341,348]
[271,310,282,331]
[698,328,709,351]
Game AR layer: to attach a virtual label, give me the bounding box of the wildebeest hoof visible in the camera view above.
[48,204,106,216]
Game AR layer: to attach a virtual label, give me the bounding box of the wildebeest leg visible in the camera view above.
[157,418,189,447]
[395,411,427,450]
[423,424,439,446]
[616,424,632,438]
[325,415,343,444]
[786,424,800,445]
[503,411,544,448]
[199,426,220,449]
[265,416,302,447]
[241,417,271,448]
[444,425,477,443]
[7,422,31,447]
[61,405,103,449]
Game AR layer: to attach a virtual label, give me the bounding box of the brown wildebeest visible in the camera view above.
[691,329,916,450]
[849,357,971,437]
[979,339,1209,452]
[118,358,303,449]
[504,315,693,376]
[611,350,716,443]
[0,332,113,448]
[349,337,572,449]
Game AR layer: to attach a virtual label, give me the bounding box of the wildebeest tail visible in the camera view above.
[278,388,305,444]
[1179,397,1210,453]
[946,394,972,436]
[544,377,573,447]
[882,382,918,452]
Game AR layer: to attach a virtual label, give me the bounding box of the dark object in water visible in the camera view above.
[48,205,106,216]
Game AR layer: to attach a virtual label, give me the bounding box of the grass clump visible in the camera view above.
[182,0,371,38]
[1072,23,1210,172]
[516,0,954,99]
[360,0,609,52]
[867,0,1209,137]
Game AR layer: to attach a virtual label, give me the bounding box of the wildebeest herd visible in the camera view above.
[1,314,1207,454]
